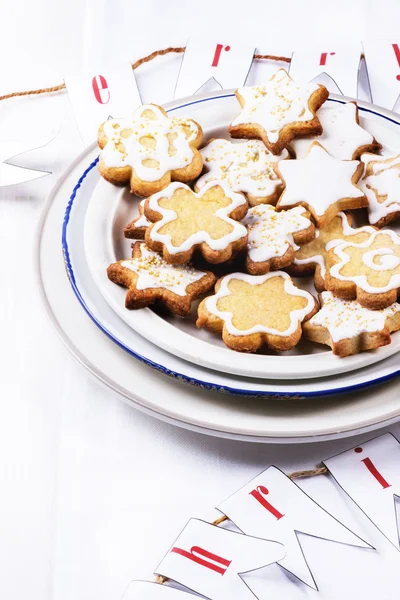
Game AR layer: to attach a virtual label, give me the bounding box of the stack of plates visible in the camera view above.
[35,91,400,443]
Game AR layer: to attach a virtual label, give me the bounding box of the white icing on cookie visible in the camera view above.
[205,272,315,337]
[121,244,206,296]
[243,205,312,263]
[360,153,400,225]
[278,143,364,216]
[330,229,400,293]
[291,103,376,160]
[197,139,288,201]
[309,291,400,342]
[147,181,247,254]
[101,105,199,182]
[135,200,151,228]
[231,69,320,143]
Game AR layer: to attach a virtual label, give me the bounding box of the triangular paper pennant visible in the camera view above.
[218,466,371,589]
[122,581,196,600]
[0,131,57,187]
[324,432,400,550]
[363,40,400,110]
[156,518,285,600]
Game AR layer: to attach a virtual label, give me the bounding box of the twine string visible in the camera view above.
[154,465,328,585]
[0,47,291,103]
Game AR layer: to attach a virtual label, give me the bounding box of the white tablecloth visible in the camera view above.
[2,2,400,599]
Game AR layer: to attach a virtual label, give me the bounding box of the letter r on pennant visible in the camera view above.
[249,485,285,520]
[170,546,231,575]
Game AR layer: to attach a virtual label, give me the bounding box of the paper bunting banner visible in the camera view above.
[362,40,400,110]
[122,581,195,600]
[324,432,400,550]
[156,518,284,600]
[0,132,57,187]
[218,465,370,589]
[174,37,255,99]
[289,43,362,98]
[64,61,142,146]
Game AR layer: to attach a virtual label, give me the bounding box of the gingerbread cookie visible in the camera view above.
[229,69,329,155]
[144,181,248,265]
[360,153,400,227]
[303,291,400,356]
[98,104,203,197]
[326,229,400,309]
[107,242,216,317]
[196,139,289,206]
[243,204,315,275]
[196,271,317,352]
[291,102,381,160]
[124,200,151,239]
[276,142,367,227]
[289,212,376,292]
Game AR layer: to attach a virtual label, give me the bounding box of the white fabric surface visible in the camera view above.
[1,2,400,599]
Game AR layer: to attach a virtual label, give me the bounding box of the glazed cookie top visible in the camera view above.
[294,212,375,277]
[197,139,288,202]
[100,104,200,182]
[291,103,377,160]
[120,244,208,296]
[230,69,321,143]
[146,181,248,254]
[360,153,400,225]
[204,272,315,336]
[329,229,400,293]
[308,291,400,342]
[243,204,313,263]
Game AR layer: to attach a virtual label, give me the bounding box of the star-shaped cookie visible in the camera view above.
[326,229,400,309]
[243,204,315,275]
[360,153,400,227]
[291,102,381,160]
[303,291,400,356]
[229,69,329,155]
[197,271,317,352]
[124,200,151,239]
[107,242,216,317]
[276,142,367,227]
[144,181,248,264]
[196,139,289,206]
[288,212,376,291]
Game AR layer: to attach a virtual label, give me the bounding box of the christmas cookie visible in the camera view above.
[326,229,400,309]
[196,272,317,352]
[276,142,367,227]
[229,69,329,155]
[243,204,315,275]
[289,212,376,292]
[98,104,203,197]
[107,242,216,317]
[144,181,248,265]
[303,291,400,356]
[124,200,151,239]
[291,102,381,160]
[360,153,400,227]
[196,139,289,206]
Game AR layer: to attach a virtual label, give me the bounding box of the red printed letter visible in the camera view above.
[319,52,336,66]
[92,75,110,104]
[170,546,231,575]
[392,44,400,81]
[211,44,231,67]
[249,485,285,520]
[354,447,391,489]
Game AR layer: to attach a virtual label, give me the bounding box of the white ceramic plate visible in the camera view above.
[35,129,400,442]
[83,93,400,380]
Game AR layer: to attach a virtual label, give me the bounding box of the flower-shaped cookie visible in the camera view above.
[98,104,203,197]
[291,102,381,160]
[197,272,317,352]
[229,69,329,155]
[360,153,400,227]
[303,291,400,356]
[196,139,289,206]
[107,242,216,317]
[144,181,248,264]
[124,200,151,239]
[243,204,315,275]
[326,229,400,309]
[289,212,376,292]
[276,142,367,227]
